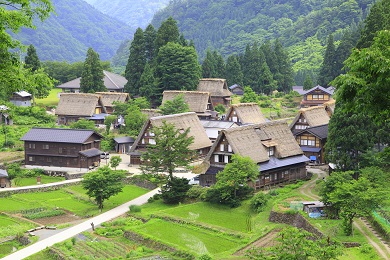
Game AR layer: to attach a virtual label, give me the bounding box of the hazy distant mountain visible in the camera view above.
[14,0,133,62]
[84,0,169,30]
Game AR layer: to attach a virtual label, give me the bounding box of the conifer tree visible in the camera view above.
[303,74,314,90]
[144,24,156,62]
[213,50,225,78]
[124,28,146,96]
[202,49,216,78]
[243,43,264,93]
[258,62,276,95]
[155,17,180,53]
[225,55,243,86]
[334,27,360,75]
[156,42,201,92]
[24,44,40,72]
[80,48,106,93]
[273,39,294,92]
[261,41,277,76]
[318,34,337,87]
[139,62,158,103]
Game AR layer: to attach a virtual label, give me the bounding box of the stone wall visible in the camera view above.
[0,182,81,197]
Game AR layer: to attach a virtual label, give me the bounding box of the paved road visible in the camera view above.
[1,188,159,260]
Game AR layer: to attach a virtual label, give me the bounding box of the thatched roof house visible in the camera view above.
[55,93,106,125]
[201,121,308,188]
[197,78,232,107]
[289,106,330,134]
[129,112,212,165]
[141,109,162,118]
[162,90,215,119]
[224,103,267,124]
[96,92,130,114]
[56,70,127,93]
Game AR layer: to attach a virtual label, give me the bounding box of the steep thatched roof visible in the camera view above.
[197,78,232,97]
[225,103,267,124]
[323,99,336,116]
[95,92,129,108]
[56,71,127,91]
[141,109,162,118]
[206,121,303,164]
[56,93,105,116]
[162,90,212,113]
[290,106,330,129]
[131,112,212,152]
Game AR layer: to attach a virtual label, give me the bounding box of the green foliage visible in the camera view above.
[124,104,148,137]
[155,16,180,52]
[186,185,208,200]
[82,166,126,211]
[129,204,142,213]
[225,55,243,86]
[246,227,343,259]
[159,94,190,115]
[206,155,258,207]
[303,74,314,90]
[100,134,115,152]
[109,155,122,170]
[22,209,66,220]
[214,104,226,114]
[240,86,259,103]
[104,115,116,135]
[317,34,337,87]
[140,121,195,178]
[69,119,96,130]
[160,177,191,204]
[156,42,202,92]
[139,62,159,102]
[250,192,269,213]
[25,44,41,72]
[80,47,106,93]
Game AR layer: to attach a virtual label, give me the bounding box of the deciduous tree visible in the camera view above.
[82,166,125,211]
[140,121,195,179]
[109,156,122,170]
[159,94,190,115]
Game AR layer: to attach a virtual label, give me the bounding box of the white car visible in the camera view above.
[188,175,200,185]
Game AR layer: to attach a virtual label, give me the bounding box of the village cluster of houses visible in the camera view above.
[2,69,336,190]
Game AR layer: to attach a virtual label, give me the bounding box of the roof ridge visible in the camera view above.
[103,71,119,89]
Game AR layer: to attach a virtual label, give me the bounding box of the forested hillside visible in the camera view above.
[83,0,169,30]
[14,0,133,62]
[152,0,375,84]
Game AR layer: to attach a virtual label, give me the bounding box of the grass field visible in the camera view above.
[12,175,65,187]
[0,214,20,227]
[35,88,61,107]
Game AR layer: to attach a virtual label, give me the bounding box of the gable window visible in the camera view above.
[228,145,232,152]
[28,143,35,149]
[149,138,156,145]
[268,147,274,156]
[43,144,49,150]
[220,144,224,151]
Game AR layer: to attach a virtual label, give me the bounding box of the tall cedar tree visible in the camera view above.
[260,41,277,78]
[356,0,390,49]
[124,28,146,96]
[273,39,294,92]
[303,74,314,90]
[325,103,375,172]
[156,42,201,92]
[80,48,106,93]
[25,44,40,72]
[317,35,337,87]
[213,50,225,78]
[242,43,264,93]
[259,61,276,95]
[139,62,158,103]
[225,55,243,86]
[140,121,195,179]
[154,16,180,53]
[333,30,390,124]
[144,24,156,62]
[202,49,216,78]
[334,26,360,75]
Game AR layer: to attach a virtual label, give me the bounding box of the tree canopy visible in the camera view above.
[80,47,106,93]
[159,94,190,115]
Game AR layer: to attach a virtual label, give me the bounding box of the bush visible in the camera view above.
[186,185,207,200]
[268,189,279,196]
[250,192,269,213]
[129,205,141,213]
[360,243,374,254]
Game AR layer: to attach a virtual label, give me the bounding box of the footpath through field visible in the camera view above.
[301,167,390,260]
[1,188,159,260]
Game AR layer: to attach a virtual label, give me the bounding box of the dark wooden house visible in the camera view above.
[114,136,134,154]
[0,169,9,188]
[55,93,107,125]
[20,128,103,169]
[10,91,32,107]
[200,121,309,188]
[289,106,330,134]
[294,124,328,164]
[224,103,267,124]
[229,84,244,95]
[300,85,334,107]
[129,112,212,165]
[56,70,127,93]
[197,78,232,107]
[162,90,216,120]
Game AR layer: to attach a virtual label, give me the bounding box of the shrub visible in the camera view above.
[268,189,279,196]
[250,192,269,213]
[129,205,141,213]
[360,243,374,254]
[71,237,76,245]
[186,185,207,200]
[198,254,213,260]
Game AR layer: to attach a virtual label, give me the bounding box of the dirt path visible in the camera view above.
[234,229,280,256]
[300,167,390,260]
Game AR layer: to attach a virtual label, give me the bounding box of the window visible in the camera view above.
[318,94,324,100]
[312,94,318,99]
[28,143,35,149]
[43,144,49,149]
[268,147,274,156]
[218,154,224,163]
[220,144,224,151]
[224,155,229,163]
[149,132,155,137]
[214,155,218,163]
[228,145,232,152]
[28,156,34,162]
[232,116,238,122]
[59,148,62,153]
[149,138,156,145]
[141,139,145,144]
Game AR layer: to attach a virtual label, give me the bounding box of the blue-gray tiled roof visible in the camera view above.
[0,169,8,177]
[20,128,101,143]
[259,154,309,172]
[79,148,102,157]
